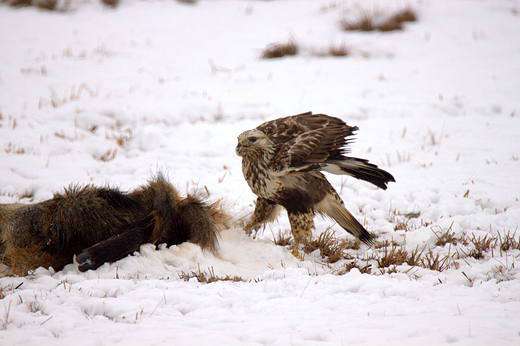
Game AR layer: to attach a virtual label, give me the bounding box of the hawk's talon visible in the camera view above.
[290,250,303,260]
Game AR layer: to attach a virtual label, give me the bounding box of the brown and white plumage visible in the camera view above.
[236,112,395,246]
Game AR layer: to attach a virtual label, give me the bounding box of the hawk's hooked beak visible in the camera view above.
[236,139,249,156]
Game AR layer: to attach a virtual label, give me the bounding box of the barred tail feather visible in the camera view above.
[321,157,395,190]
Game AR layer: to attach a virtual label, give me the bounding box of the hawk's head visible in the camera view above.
[236,130,271,157]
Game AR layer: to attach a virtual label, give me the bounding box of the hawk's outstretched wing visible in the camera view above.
[257,112,394,189]
[259,112,357,172]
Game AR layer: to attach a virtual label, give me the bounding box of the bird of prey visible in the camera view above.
[235,112,395,247]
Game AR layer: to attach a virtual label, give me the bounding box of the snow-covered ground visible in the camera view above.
[1,0,520,345]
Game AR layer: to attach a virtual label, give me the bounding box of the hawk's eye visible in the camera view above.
[249,137,257,143]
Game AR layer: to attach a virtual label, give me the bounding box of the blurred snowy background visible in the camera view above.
[1,1,519,345]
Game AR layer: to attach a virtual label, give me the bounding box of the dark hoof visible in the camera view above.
[76,251,94,272]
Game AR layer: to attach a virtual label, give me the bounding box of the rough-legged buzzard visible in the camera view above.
[235,112,394,246]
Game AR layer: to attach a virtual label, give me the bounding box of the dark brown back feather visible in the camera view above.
[257,112,358,171]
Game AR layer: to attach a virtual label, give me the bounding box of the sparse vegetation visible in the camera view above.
[432,223,467,246]
[328,40,350,57]
[292,230,362,264]
[497,230,520,252]
[4,143,39,155]
[273,231,292,247]
[342,9,377,31]
[7,0,120,9]
[391,7,418,23]
[39,83,98,110]
[372,243,408,268]
[100,0,119,8]
[421,249,453,271]
[1,300,12,330]
[341,6,417,32]
[261,38,298,59]
[302,230,347,263]
[94,149,117,162]
[466,234,494,260]
[7,0,31,7]
[387,209,422,232]
[335,260,372,275]
[35,0,57,10]
[269,225,520,278]
[178,266,245,283]
[108,128,133,147]
[406,246,425,267]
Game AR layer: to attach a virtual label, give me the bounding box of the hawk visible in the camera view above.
[235,112,395,246]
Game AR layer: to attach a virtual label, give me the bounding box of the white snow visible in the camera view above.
[1,0,520,345]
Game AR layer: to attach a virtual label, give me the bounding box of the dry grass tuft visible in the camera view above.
[341,10,376,31]
[368,242,428,272]
[4,143,39,156]
[340,238,361,251]
[328,41,350,57]
[261,38,298,59]
[301,230,361,263]
[101,0,119,8]
[391,7,418,23]
[341,6,417,32]
[7,0,122,8]
[376,17,403,32]
[8,0,31,7]
[374,244,408,268]
[335,260,372,275]
[35,0,56,10]
[497,230,520,252]
[309,41,350,58]
[466,234,494,260]
[302,231,345,263]
[421,249,452,271]
[393,218,411,232]
[432,223,467,246]
[178,266,245,284]
[106,128,133,147]
[273,231,292,247]
[373,239,399,249]
[405,246,425,267]
[39,83,98,110]
[388,209,422,232]
[94,149,117,162]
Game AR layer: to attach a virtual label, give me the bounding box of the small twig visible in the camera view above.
[40,316,53,325]
[299,277,313,297]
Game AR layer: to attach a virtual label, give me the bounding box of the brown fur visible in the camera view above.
[0,173,230,275]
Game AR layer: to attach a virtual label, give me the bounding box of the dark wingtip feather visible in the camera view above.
[373,172,395,190]
[358,229,374,246]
